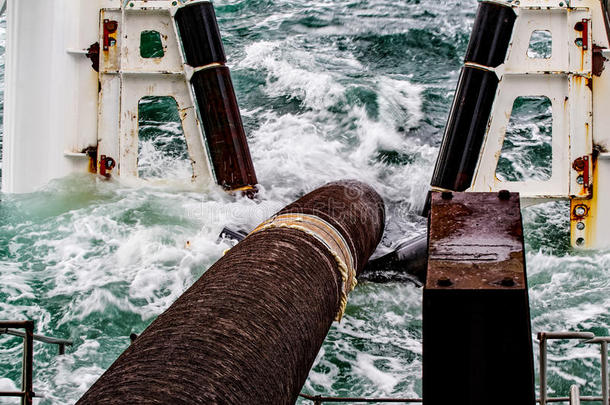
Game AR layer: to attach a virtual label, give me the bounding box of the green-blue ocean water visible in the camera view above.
[0,1,609,403]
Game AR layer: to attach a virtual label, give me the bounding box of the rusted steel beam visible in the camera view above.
[76,180,384,405]
[423,191,535,405]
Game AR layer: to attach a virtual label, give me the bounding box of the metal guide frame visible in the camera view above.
[97,0,216,185]
[471,4,593,201]
[450,0,610,249]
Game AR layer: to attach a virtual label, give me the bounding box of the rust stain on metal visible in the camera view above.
[593,45,607,77]
[582,19,589,51]
[84,146,98,174]
[570,154,598,247]
[99,155,116,178]
[86,42,100,72]
[426,191,526,290]
[103,20,118,52]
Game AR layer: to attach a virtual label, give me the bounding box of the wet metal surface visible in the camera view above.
[426,191,525,290]
[423,191,535,405]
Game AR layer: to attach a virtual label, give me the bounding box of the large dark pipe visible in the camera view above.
[76,180,384,405]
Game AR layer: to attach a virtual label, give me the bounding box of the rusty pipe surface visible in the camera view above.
[76,180,385,405]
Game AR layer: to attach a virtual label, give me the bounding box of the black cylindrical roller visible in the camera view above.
[191,66,257,190]
[175,1,226,66]
[431,66,499,191]
[362,233,428,284]
[464,1,516,68]
[76,181,385,405]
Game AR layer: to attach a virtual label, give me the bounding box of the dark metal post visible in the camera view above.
[423,191,535,405]
[0,321,72,403]
[174,2,258,193]
[540,334,548,405]
[22,320,34,405]
[430,2,516,192]
[77,180,385,404]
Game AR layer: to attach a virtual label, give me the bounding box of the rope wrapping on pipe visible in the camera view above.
[76,180,385,405]
[249,213,355,320]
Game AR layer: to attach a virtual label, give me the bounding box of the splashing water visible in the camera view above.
[0,1,609,403]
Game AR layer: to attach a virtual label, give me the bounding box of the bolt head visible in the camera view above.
[437,277,452,287]
[574,205,587,217]
[498,190,511,201]
[501,277,515,287]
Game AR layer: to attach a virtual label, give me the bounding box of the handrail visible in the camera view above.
[570,385,581,405]
[0,321,72,405]
[299,394,422,403]
[585,337,610,405]
[0,328,73,355]
[538,332,608,405]
[301,331,610,405]
[0,321,34,405]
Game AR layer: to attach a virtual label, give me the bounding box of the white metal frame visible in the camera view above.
[97,1,214,184]
[461,0,610,249]
[1,0,214,193]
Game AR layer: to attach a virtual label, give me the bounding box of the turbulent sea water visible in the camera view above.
[1,0,610,403]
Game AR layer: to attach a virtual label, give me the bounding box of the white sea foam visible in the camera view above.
[0,378,18,404]
[3,0,610,402]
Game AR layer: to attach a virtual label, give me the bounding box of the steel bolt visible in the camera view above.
[501,277,515,287]
[577,175,584,185]
[437,277,452,287]
[498,190,511,201]
[576,237,585,246]
[441,191,453,200]
[577,222,585,231]
[574,205,588,217]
